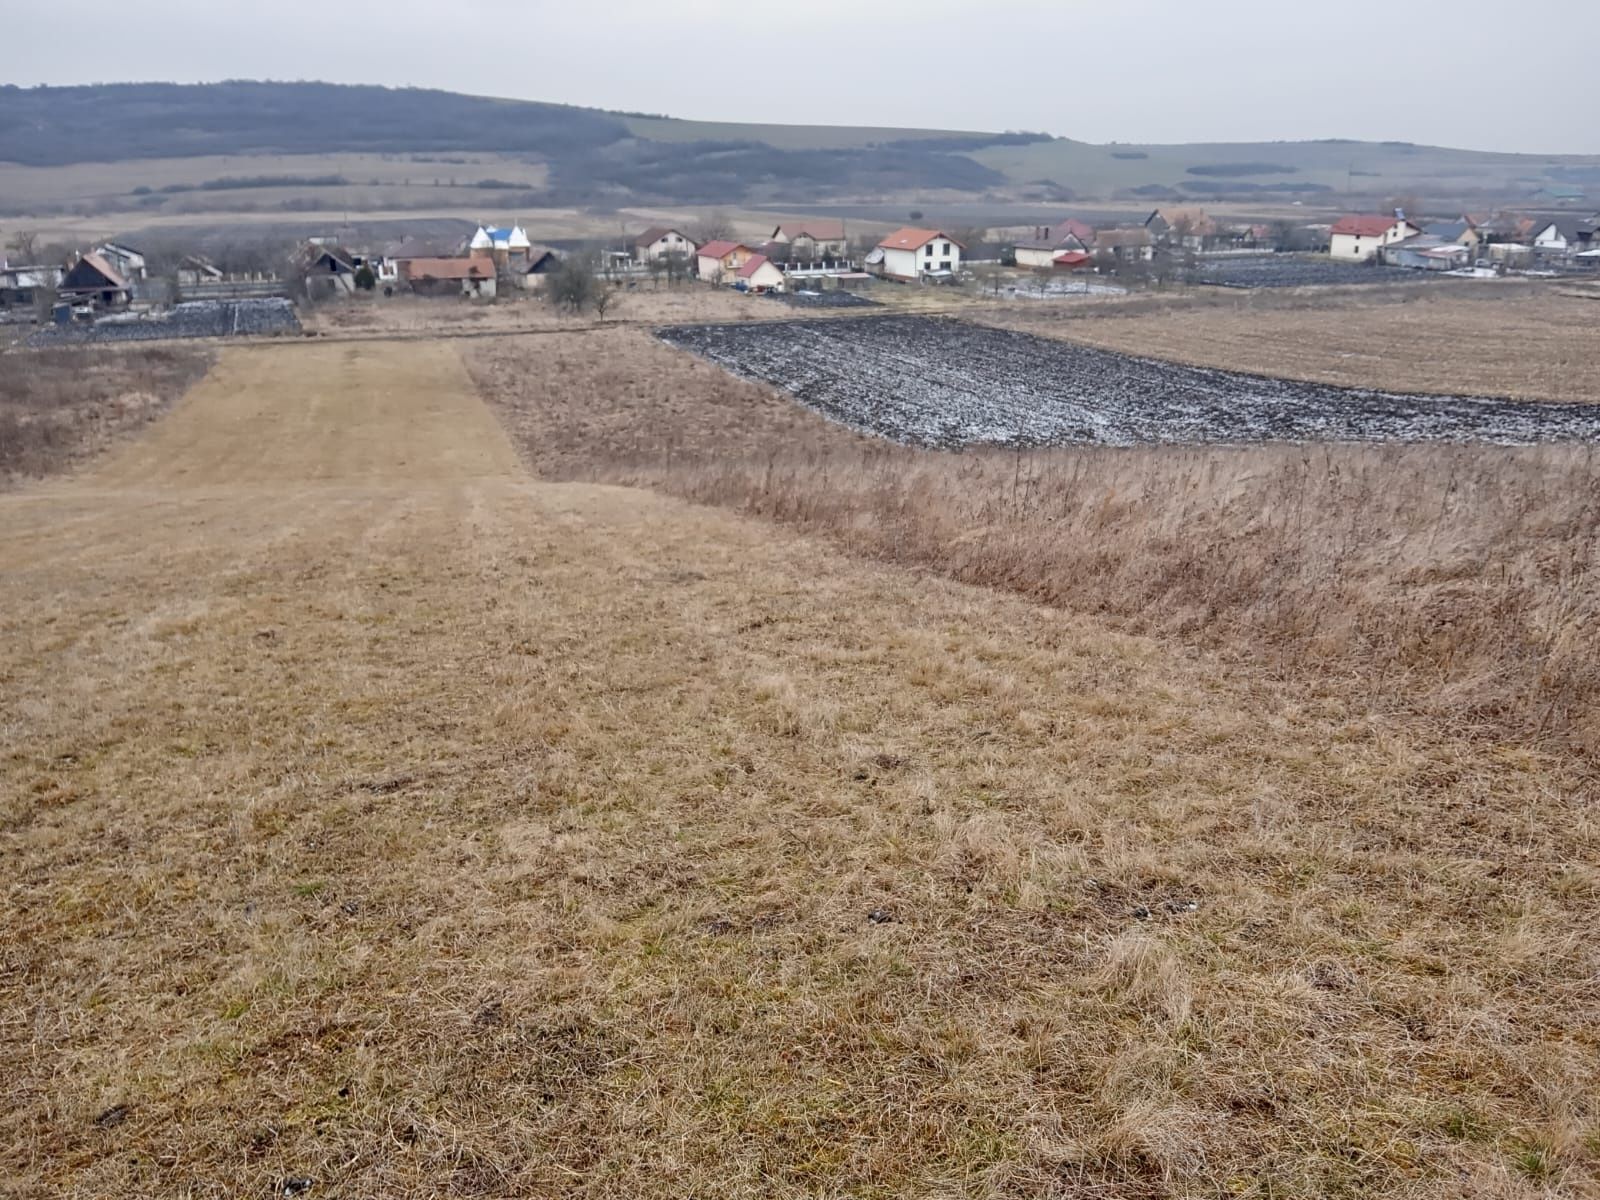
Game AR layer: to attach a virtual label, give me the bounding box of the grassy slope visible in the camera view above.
[628,111,1600,196]
[6,337,1597,1197]
[968,137,1587,194]
[7,82,1598,212]
[621,115,982,150]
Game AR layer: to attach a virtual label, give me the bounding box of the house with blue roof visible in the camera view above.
[469,224,532,265]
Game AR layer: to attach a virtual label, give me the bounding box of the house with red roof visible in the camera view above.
[399,257,498,298]
[1330,214,1423,262]
[735,254,786,294]
[866,228,964,281]
[1014,219,1096,269]
[695,240,756,283]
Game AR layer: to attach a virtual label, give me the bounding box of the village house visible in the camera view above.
[735,254,786,294]
[1421,218,1482,254]
[1381,237,1470,271]
[632,227,695,264]
[469,224,532,267]
[298,244,360,295]
[94,243,147,282]
[1013,218,1096,269]
[1146,208,1217,250]
[866,228,964,281]
[1472,213,1537,263]
[769,219,848,259]
[695,241,756,283]
[58,252,132,309]
[400,257,497,298]
[0,263,66,311]
[1094,227,1154,262]
[1329,214,1423,262]
[511,247,560,290]
[176,255,224,288]
[1531,216,1597,257]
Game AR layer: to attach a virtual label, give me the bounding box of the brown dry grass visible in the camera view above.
[306,285,803,339]
[0,345,211,484]
[975,284,1600,403]
[6,338,1600,1198]
[472,326,1600,748]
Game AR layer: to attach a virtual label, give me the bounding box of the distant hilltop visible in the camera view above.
[3,81,1598,208]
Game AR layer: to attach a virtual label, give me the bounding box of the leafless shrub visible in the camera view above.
[0,346,211,481]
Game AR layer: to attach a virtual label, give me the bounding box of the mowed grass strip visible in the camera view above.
[3,339,1597,1197]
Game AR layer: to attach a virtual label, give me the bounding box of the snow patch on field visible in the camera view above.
[657,315,1600,448]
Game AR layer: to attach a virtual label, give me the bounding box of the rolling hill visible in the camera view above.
[2,81,1597,214]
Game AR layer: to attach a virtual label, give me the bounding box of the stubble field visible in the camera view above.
[979,285,1600,403]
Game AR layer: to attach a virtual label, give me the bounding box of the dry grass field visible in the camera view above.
[305,287,801,340]
[0,153,550,214]
[4,334,1599,1198]
[977,285,1600,404]
[472,323,1600,747]
[0,346,211,484]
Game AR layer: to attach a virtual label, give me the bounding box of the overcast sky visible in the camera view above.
[9,0,1596,154]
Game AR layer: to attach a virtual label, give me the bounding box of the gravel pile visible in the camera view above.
[771,290,880,309]
[29,299,302,346]
[659,315,1600,448]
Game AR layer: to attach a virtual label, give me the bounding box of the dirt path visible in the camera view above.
[3,343,1594,1198]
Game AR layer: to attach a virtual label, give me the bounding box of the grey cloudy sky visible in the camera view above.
[9,0,1596,154]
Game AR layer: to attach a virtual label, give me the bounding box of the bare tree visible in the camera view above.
[661,250,691,286]
[1031,266,1054,298]
[692,211,735,245]
[6,230,40,262]
[32,282,59,322]
[592,282,617,321]
[951,227,988,257]
[970,262,1005,298]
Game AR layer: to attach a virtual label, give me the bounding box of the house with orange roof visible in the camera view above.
[399,257,498,299]
[695,240,756,284]
[866,228,964,281]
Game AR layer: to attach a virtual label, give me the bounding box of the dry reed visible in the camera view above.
[474,326,1600,746]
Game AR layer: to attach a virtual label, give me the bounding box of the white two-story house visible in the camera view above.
[1329,214,1422,262]
[868,228,964,281]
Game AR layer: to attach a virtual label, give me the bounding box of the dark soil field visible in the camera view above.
[28,300,302,346]
[1195,254,1453,288]
[657,315,1600,447]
